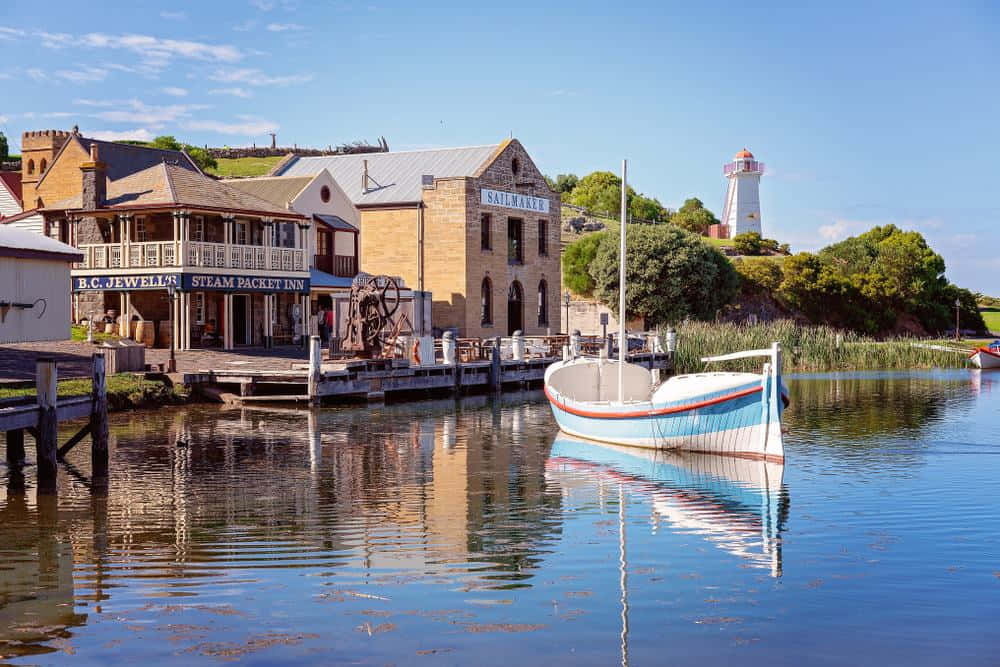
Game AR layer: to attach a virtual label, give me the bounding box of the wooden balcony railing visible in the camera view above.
[76,241,306,272]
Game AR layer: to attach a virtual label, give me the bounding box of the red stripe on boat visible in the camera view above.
[970,347,1000,359]
[545,384,763,419]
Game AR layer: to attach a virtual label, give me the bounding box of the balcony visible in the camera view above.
[77,241,307,273]
[314,253,357,278]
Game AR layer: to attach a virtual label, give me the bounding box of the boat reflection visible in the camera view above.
[545,432,788,578]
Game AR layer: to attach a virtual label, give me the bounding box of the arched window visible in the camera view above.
[27,160,35,175]
[481,277,492,326]
[507,281,523,335]
[40,158,47,173]
[537,279,548,326]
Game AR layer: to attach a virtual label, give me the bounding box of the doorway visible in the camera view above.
[233,294,250,345]
[507,281,523,335]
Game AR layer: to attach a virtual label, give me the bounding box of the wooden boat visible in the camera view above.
[969,340,1000,369]
[545,433,786,577]
[544,345,788,462]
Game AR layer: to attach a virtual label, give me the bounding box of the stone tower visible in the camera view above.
[721,147,764,238]
[21,128,73,207]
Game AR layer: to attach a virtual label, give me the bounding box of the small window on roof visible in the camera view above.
[320,185,331,203]
[511,158,520,175]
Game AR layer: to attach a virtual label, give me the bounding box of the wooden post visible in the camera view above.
[5,429,25,468]
[490,337,501,392]
[91,353,109,482]
[308,335,321,406]
[35,357,58,493]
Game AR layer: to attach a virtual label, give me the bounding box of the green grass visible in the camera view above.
[669,320,971,374]
[0,374,187,409]
[70,324,120,343]
[206,155,285,178]
[979,308,1000,334]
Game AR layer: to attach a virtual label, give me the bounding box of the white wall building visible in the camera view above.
[721,148,765,238]
[0,225,82,343]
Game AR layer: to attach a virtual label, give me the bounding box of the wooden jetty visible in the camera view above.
[1,354,109,492]
[185,335,673,405]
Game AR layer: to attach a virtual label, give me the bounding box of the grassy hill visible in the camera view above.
[979,307,1000,334]
[206,155,285,179]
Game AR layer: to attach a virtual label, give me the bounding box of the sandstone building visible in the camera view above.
[272,139,561,336]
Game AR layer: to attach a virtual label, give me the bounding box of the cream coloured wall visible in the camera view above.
[0,256,73,343]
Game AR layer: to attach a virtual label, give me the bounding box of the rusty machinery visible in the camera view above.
[342,273,406,358]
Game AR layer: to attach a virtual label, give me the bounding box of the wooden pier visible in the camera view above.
[184,336,673,405]
[1,354,109,492]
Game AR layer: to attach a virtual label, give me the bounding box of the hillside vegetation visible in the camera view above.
[206,155,285,178]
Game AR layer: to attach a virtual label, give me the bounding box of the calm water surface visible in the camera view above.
[1,370,998,665]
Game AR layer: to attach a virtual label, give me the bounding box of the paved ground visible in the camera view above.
[0,340,310,383]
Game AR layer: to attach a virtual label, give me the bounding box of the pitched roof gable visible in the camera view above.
[0,171,23,207]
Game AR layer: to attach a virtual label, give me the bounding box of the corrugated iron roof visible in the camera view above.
[314,214,357,232]
[309,267,353,289]
[223,176,312,208]
[274,144,501,205]
[0,224,83,260]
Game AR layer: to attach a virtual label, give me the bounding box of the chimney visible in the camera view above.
[362,159,369,193]
[80,143,107,210]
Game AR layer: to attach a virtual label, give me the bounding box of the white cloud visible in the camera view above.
[27,68,46,81]
[56,66,108,83]
[0,114,8,124]
[0,72,12,80]
[74,98,114,107]
[94,100,211,127]
[233,19,257,31]
[160,11,187,19]
[162,86,189,97]
[266,22,303,31]
[250,0,276,9]
[43,111,74,118]
[818,220,852,241]
[183,117,279,135]
[0,26,27,39]
[209,87,253,98]
[88,128,156,142]
[209,67,312,86]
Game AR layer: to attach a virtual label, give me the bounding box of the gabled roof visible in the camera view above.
[0,224,83,261]
[314,214,357,232]
[223,176,312,208]
[36,134,201,190]
[47,163,304,218]
[0,171,22,207]
[273,144,501,205]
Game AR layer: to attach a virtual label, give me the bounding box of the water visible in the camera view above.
[1,370,998,665]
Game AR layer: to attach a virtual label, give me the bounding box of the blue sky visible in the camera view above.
[1,1,997,292]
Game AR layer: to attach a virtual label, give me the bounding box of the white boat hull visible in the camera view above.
[970,348,1000,369]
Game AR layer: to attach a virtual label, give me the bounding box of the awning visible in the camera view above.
[313,214,358,232]
[310,267,353,291]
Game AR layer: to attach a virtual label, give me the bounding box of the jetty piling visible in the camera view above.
[35,358,59,492]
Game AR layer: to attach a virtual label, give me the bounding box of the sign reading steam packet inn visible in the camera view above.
[481,188,550,214]
[74,274,310,294]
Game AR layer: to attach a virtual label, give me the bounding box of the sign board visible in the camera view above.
[74,273,310,294]
[600,313,609,326]
[481,188,550,214]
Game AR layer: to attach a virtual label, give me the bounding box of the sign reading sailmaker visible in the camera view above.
[481,188,550,214]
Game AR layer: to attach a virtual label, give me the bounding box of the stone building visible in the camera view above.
[272,139,561,336]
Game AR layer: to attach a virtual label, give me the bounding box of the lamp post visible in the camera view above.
[166,284,177,373]
[564,291,571,335]
[955,298,961,341]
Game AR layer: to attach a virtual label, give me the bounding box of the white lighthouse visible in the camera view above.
[721,148,764,238]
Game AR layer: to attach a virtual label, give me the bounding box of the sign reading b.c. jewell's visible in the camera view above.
[74,273,309,294]
[481,188,550,214]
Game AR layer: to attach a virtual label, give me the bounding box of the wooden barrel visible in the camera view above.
[158,321,173,349]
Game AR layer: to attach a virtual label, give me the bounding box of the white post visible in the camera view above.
[442,331,456,365]
[618,158,627,404]
[512,331,525,361]
[309,335,321,406]
[569,331,580,357]
[562,345,570,361]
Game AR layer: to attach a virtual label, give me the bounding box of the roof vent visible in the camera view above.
[421,174,434,188]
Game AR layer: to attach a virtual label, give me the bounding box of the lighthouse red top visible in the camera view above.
[735,148,754,159]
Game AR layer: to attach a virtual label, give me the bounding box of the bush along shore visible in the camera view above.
[670,320,970,375]
[0,373,189,411]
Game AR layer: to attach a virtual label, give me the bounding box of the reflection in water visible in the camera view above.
[546,433,788,578]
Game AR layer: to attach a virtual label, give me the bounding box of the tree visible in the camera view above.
[733,258,783,293]
[126,135,219,172]
[629,193,670,223]
[568,171,623,218]
[0,132,8,161]
[733,232,763,256]
[670,197,719,234]
[589,225,738,325]
[554,173,579,193]
[562,231,605,296]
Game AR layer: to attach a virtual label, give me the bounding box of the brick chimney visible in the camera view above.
[80,143,107,210]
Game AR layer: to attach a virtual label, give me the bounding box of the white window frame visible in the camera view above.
[193,216,205,242]
[236,221,248,245]
[194,292,205,324]
[135,216,147,242]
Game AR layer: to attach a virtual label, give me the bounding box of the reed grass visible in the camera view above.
[669,320,969,374]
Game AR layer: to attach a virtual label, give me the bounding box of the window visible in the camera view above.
[194,292,205,324]
[507,217,523,264]
[27,160,35,175]
[317,229,331,256]
[40,158,47,173]
[481,277,493,325]
[236,221,248,245]
[511,158,520,175]
[135,216,147,242]
[537,219,548,256]
[480,213,492,251]
[537,279,548,326]
[320,185,331,203]
[193,216,205,242]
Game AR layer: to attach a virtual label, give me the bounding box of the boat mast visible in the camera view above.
[618,159,627,404]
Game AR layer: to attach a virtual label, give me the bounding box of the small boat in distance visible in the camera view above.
[543,158,788,462]
[969,340,1000,369]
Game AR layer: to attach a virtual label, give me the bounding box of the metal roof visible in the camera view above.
[314,214,357,232]
[309,267,353,290]
[0,224,83,260]
[274,144,501,205]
